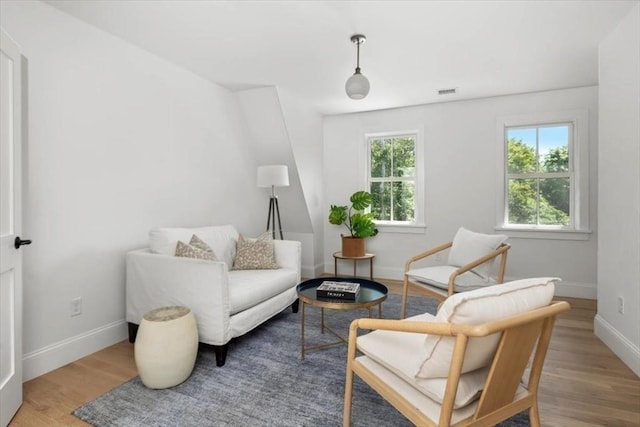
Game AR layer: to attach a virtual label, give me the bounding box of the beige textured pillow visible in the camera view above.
[232,233,279,270]
[175,240,216,261]
[189,234,215,255]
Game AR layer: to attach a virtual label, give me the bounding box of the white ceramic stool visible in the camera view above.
[134,306,198,389]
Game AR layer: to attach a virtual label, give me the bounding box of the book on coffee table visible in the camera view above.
[316,281,360,300]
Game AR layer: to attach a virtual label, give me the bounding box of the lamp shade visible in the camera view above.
[345,72,370,99]
[257,165,289,188]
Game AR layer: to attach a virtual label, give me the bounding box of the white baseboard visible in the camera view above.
[22,319,128,382]
[302,263,325,280]
[553,280,597,299]
[594,314,640,377]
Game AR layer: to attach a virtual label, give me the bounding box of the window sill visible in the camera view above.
[375,222,426,234]
[495,226,592,241]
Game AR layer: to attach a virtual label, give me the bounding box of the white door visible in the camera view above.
[0,28,25,427]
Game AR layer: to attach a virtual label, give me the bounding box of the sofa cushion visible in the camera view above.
[416,277,558,379]
[447,227,507,280]
[149,225,238,267]
[228,268,298,314]
[232,233,279,270]
[357,313,488,408]
[407,266,497,292]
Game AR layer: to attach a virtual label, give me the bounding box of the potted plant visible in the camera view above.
[328,190,378,257]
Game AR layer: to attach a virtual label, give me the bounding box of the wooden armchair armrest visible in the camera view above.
[403,241,453,272]
[446,243,511,294]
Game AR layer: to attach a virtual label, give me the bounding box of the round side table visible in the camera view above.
[333,252,375,279]
[134,306,198,389]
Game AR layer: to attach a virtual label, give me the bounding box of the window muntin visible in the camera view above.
[505,124,572,228]
[367,134,416,223]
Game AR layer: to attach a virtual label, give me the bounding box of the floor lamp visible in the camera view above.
[257,165,289,239]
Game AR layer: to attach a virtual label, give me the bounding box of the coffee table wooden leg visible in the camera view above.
[301,301,306,360]
[369,258,373,280]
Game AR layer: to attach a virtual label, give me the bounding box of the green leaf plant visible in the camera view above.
[328,191,379,238]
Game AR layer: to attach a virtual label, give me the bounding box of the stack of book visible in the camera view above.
[316,281,360,300]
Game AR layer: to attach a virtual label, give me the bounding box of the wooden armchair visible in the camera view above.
[344,278,569,427]
[402,227,510,318]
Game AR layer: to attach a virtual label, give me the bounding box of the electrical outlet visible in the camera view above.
[617,296,624,314]
[71,297,82,317]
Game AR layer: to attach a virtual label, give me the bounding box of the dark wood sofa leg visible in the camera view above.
[128,322,139,343]
[213,344,228,367]
[291,298,300,313]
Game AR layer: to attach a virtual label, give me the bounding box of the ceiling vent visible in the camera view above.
[438,88,457,95]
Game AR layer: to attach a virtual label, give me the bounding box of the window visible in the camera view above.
[506,124,571,226]
[366,132,419,225]
[497,110,590,239]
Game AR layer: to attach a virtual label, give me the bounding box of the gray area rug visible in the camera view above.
[73,293,530,426]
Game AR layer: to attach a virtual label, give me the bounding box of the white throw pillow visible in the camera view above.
[416,277,558,379]
[447,227,507,280]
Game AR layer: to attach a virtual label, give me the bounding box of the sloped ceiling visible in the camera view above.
[45,0,638,115]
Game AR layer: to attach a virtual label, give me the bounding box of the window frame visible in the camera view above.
[496,110,591,240]
[365,130,425,234]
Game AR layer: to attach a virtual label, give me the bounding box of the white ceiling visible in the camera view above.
[45,0,638,115]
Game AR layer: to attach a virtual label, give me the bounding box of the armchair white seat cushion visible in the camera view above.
[355,356,528,425]
[406,266,496,293]
[126,225,301,367]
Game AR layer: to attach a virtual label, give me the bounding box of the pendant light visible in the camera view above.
[345,34,370,100]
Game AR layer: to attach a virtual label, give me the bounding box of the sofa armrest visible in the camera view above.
[126,249,232,344]
[273,240,302,283]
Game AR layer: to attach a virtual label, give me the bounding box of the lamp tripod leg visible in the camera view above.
[274,197,284,239]
[266,197,274,236]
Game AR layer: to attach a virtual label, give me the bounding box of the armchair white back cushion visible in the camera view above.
[417,277,558,378]
[447,227,507,280]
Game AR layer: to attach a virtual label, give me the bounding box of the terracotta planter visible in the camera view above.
[341,235,365,257]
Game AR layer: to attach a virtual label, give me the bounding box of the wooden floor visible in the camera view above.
[8,279,640,427]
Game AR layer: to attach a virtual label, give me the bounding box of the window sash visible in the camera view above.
[504,122,574,229]
[367,133,417,224]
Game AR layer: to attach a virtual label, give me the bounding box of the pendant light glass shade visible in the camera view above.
[345,71,370,99]
[345,34,370,100]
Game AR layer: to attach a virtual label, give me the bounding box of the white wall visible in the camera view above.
[1,1,262,380]
[277,87,325,277]
[323,87,599,298]
[596,4,640,376]
[235,87,321,278]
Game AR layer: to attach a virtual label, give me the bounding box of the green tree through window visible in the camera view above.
[506,125,571,226]
[368,134,416,222]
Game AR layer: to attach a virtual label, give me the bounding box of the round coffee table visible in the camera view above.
[296,277,388,359]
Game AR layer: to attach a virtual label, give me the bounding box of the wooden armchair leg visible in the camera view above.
[400,276,410,319]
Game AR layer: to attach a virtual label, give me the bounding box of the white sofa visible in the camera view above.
[126,225,301,366]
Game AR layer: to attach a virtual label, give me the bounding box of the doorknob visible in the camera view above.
[14,236,32,249]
